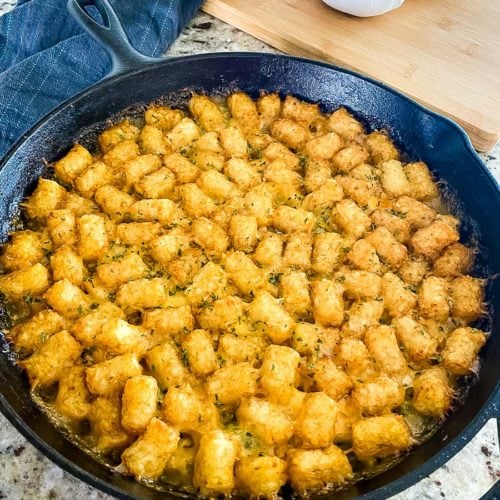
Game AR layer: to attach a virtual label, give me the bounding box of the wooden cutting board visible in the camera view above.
[202,0,500,152]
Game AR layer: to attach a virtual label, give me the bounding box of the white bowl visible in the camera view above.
[322,0,405,17]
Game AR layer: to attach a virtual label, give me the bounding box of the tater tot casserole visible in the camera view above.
[0,92,487,497]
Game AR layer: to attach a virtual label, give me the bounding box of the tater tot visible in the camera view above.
[342,270,382,300]
[197,169,238,202]
[228,215,258,252]
[99,120,140,153]
[273,205,315,234]
[450,275,484,321]
[166,117,200,150]
[302,179,344,215]
[47,209,76,248]
[0,262,49,300]
[364,325,408,378]
[128,198,178,226]
[336,175,382,213]
[244,183,274,226]
[304,159,331,193]
[236,456,287,497]
[283,232,312,270]
[77,214,108,261]
[380,160,411,198]
[150,232,190,268]
[442,327,486,375]
[54,144,93,185]
[382,272,417,318]
[103,139,139,169]
[258,93,282,129]
[55,366,91,420]
[348,239,383,273]
[225,251,266,297]
[370,209,411,243]
[10,309,66,355]
[260,345,300,405]
[263,141,300,171]
[25,178,66,220]
[334,199,372,239]
[181,329,217,376]
[352,415,411,461]
[224,158,260,192]
[145,106,183,131]
[21,329,81,388]
[121,376,158,434]
[44,279,92,319]
[142,306,193,340]
[366,131,399,164]
[393,196,436,228]
[86,353,142,396]
[115,222,162,246]
[413,367,451,416]
[296,392,337,448]
[332,143,369,173]
[305,132,343,160]
[164,153,200,184]
[282,96,320,129]
[189,95,226,133]
[366,226,408,268]
[311,279,344,326]
[394,315,438,364]
[180,183,216,218]
[50,246,85,286]
[116,277,168,311]
[135,167,176,199]
[411,219,460,258]
[418,276,450,321]
[328,107,364,141]
[352,376,405,416]
[162,384,208,430]
[433,242,472,277]
[405,161,439,201]
[280,270,311,317]
[88,397,131,451]
[398,258,429,285]
[271,118,308,150]
[237,397,293,446]
[207,362,257,406]
[193,430,239,495]
[342,299,384,338]
[138,124,171,156]
[144,342,187,389]
[122,418,179,480]
[308,358,352,400]
[253,232,283,270]
[95,317,149,355]
[288,446,352,493]
[192,217,229,258]
[70,301,124,346]
[220,126,248,158]
[249,290,295,343]
[1,231,44,272]
[96,253,147,290]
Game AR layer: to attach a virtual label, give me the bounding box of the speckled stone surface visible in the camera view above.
[0,6,499,500]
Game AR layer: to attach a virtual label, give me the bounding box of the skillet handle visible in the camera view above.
[67,0,162,76]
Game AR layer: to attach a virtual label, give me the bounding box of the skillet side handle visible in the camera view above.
[67,0,162,77]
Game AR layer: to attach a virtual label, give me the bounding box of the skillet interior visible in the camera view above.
[0,53,499,499]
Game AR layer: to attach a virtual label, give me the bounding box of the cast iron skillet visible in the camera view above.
[0,0,498,498]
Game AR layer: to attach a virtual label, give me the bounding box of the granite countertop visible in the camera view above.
[0,6,499,500]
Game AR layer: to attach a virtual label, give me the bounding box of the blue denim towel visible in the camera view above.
[0,0,202,159]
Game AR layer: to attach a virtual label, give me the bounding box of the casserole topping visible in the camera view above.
[0,92,486,496]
